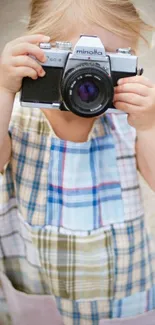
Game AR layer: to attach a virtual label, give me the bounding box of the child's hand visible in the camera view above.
[113,76,155,131]
[0,34,50,95]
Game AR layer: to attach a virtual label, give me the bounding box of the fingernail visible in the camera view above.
[42,55,47,62]
[40,70,46,77]
[117,79,122,85]
[43,36,50,41]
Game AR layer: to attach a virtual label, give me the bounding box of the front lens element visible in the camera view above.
[77,80,99,103]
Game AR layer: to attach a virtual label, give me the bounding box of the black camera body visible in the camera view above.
[21,35,143,118]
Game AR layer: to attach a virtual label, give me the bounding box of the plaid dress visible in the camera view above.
[0,101,155,325]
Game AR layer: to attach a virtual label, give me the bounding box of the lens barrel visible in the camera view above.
[61,63,114,117]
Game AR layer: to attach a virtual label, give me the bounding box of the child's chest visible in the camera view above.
[11,117,142,230]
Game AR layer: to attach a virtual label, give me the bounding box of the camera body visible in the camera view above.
[21,35,143,117]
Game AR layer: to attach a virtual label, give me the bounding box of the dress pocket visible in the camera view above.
[31,226,115,301]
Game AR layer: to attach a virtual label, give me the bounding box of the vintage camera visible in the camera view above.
[21,35,143,118]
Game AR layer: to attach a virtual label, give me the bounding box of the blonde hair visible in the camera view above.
[27,0,154,50]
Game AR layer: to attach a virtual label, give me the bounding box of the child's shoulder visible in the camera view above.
[10,95,51,135]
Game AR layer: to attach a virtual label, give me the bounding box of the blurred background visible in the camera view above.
[0,0,155,80]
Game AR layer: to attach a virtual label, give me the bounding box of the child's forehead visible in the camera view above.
[71,24,136,53]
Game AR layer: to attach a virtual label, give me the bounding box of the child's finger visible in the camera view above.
[113,93,147,106]
[12,56,45,77]
[14,66,38,80]
[11,43,46,62]
[114,101,139,113]
[9,34,50,46]
[115,83,149,97]
[118,76,154,88]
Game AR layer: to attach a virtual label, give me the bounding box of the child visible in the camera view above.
[0,0,155,324]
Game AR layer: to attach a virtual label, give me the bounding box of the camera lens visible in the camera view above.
[61,63,114,118]
[77,80,99,103]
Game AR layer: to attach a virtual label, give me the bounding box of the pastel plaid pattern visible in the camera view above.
[9,106,51,226]
[9,105,144,231]
[47,131,124,230]
[1,207,155,324]
[112,285,155,318]
[112,217,155,300]
[109,113,144,222]
[10,105,127,230]
[0,198,53,296]
[55,297,111,325]
[31,217,155,302]
[32,226,114,300]
[0,102,155,324]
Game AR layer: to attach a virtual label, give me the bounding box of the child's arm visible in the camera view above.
[0,89,14,171]
[136,129,155,191]
[0,34,50,172]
